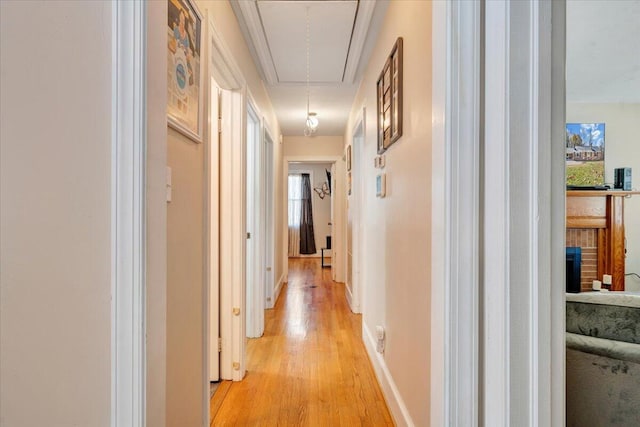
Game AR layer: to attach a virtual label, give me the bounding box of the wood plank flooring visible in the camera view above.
[210,257,394,426]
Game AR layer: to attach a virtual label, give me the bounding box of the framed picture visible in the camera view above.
[167,0,204,142]
[377,38,403,154]
[346,145,352,171]
[565,123,605,186]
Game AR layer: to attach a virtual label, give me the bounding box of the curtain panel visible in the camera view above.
[299,174,316,255]
[288,174,302,257]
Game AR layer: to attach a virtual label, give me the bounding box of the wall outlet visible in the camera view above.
[375,325,385,353]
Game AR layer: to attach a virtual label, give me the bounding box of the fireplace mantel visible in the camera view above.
[566,190,640,290]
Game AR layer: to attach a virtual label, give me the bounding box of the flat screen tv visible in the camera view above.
[566,123,605,187]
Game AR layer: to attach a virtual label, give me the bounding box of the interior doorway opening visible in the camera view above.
[286,161,335,273]
[245,102,265,339]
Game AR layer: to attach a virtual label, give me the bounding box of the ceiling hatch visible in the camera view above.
[233,0,372,85]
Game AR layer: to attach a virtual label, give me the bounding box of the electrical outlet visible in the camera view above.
[375,325,385,353]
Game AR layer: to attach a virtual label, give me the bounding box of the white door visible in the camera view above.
[263,131,275,308]
[246,103,264,338]
[208,79,221,381]
[330,163,337,282]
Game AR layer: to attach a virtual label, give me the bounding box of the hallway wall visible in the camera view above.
[164,1,282,424]
[345,1,432,425]
[0,2,112,425]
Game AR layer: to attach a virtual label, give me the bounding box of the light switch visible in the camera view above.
[166,166,172,202]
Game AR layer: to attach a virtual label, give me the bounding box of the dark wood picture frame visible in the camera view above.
[377,37,403,154]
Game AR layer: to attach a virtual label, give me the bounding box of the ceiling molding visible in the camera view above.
[343,0,376,83]
[230,0,278,85]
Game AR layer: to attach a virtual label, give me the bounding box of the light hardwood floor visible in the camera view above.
[210,257,394,426]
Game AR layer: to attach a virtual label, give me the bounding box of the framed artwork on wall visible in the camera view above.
[377,37,403,154]
[565,123,605,186]
[167,0,204,142]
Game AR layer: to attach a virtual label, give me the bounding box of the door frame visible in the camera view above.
[346,108,365,314]
[245,97,265,338]
[282,155,345,285]
[112,1,146,425]
[263,125,276,309]
[431,0,566,425]
[207,17,247,388]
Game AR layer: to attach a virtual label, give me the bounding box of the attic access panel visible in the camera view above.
[257,0,358,83]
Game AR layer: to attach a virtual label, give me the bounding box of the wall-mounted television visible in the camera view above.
[565,123,605,187]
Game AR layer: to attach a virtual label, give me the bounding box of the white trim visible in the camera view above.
[362,324,414,427]
[208,16,247,383]
[209,19,245,90]
[432,0,482,425]
[111,1,146,425]
[263,125,276,310]
[246,99,265,338]
[229,0,278,85]
[273,273,286,306]
[482,2,565,425]
[343,1,377,83]
[483,1,510,423]
[347,107,365,314]
[549,2,567,425]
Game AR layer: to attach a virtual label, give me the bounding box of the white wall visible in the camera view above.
[344,1,432,425]
[284,135,345,157]
[567,103,640,289]
[0,2,112,425]
[288,162,333,256]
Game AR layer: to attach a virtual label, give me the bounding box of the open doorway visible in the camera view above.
[287,162,333,264]
[564,2,640,425]
[283,155,345,285]
[346,114,364,313]
[246,101,264,338]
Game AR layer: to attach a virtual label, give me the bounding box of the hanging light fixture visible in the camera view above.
[304,6,319,137]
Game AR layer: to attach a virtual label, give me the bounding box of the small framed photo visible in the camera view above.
[346,145,352,171]
[376,174,386,198]
[167,0,204,142]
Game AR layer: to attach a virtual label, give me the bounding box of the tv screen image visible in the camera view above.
[566,123,605,187]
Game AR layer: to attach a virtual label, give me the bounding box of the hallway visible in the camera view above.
[210,258,393,426]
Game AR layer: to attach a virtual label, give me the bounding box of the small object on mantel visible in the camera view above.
[593,280,602,291]
[603,274,612,291]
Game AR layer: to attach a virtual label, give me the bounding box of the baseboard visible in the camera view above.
[363,323,414,427]
[273,273,285,306]
[345,283,361,313]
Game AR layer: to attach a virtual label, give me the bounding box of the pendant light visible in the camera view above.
[304,6,319,136]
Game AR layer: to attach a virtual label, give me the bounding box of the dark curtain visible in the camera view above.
[299,173,316,254]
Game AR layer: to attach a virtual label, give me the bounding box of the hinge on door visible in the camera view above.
[218,337,222,353]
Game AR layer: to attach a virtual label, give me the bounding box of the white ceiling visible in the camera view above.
[567,0,640,103]
[232,0,388,136]
[231,0,640,137]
